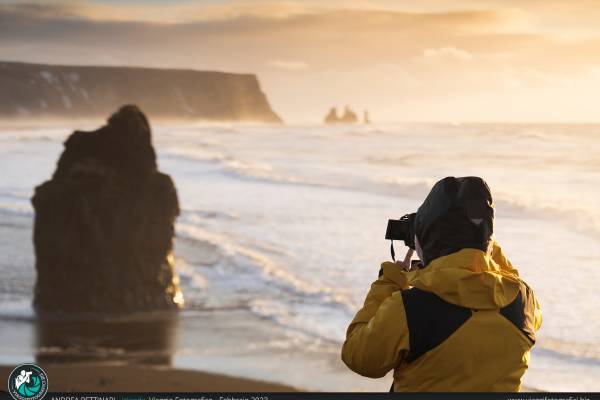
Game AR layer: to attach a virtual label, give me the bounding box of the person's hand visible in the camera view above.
[395,248,413,272]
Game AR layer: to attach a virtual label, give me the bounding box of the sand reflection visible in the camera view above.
[35,314,178,366]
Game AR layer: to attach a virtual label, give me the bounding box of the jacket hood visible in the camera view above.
[390,241,522,309]
[415,176,494,266]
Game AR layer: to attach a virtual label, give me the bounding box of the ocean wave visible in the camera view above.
[247,298,346,344]
[0,128,67,142]
[374,176,437,198]
[164,146,328,189]
[344,128,387,136]
[536,338,600,365]
[514,131,552,140]
[0,300,35,322]
[368,150,600,171]
[3,140,599,242]
[164,144,426,200]
[0,190,35,220]
[0,203,34,218]
[161,147,228,164]
[175,223,355,336]
[221,159,284,182]
[176,223,337,299]
[180,208,238,222]
[14,135,60,142]
[367,154,428,167]
[164,147,292,183]
[491,189,600,240]
[169,144,596,238]
[167,143,600,239]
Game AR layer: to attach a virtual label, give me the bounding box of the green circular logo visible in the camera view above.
[7,364,48,400]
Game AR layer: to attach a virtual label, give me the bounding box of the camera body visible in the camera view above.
[385,213,416,249]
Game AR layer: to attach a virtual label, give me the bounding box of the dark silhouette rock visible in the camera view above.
[363,110,371,124]
[323,105,359,124]
[340,106,358,123]
[32,105,184,316]
[324,107,340,124]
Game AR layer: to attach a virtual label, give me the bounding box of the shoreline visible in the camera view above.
[0,212,391,392]
[0,306,392,392]
[0,212,562,393]
[0,363,541,393]
[0,210,578,393]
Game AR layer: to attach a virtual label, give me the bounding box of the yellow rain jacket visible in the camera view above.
[342,241,542,392]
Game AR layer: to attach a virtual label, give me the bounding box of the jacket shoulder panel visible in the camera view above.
[499,282,537,344]
[401,287,472,363]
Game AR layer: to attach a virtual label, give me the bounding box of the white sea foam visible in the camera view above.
[0,300,35,322]
[39,71,55,84]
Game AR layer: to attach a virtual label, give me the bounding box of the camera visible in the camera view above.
[385,213,416,249]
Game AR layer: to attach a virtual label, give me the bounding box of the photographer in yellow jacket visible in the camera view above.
[341,176,542,392]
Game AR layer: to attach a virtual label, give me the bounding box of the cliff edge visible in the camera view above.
[0,61,282,123]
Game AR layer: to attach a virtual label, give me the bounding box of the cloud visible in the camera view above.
[423,47,473,61]
[0,1,316,23]
[267,60,308,71]
[0,2,79,19]
[0,3,521,69]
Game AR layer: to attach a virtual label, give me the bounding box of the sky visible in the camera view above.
[3,0,600,122]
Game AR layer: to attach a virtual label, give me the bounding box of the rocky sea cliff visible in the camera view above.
[0,62,281,123]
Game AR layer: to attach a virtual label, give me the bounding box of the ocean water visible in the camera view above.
[0,122,599,391]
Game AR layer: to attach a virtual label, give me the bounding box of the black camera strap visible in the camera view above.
[390,240,396,262]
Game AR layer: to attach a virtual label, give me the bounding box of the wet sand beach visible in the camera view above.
[0,364,297,392]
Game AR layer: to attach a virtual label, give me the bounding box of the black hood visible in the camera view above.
[415,176,494,266]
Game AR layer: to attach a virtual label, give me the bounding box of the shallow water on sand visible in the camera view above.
[0,123,599,391]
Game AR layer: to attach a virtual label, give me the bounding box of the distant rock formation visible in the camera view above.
[363,110,371,124]
[32,105,184,316]
[340,106,359,123]
[324,107,340,124]
[0,61,282,123]
[323,105,359,124]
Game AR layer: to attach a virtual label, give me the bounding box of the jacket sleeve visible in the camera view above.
[341,262,411,378]
[533,291,542,332]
